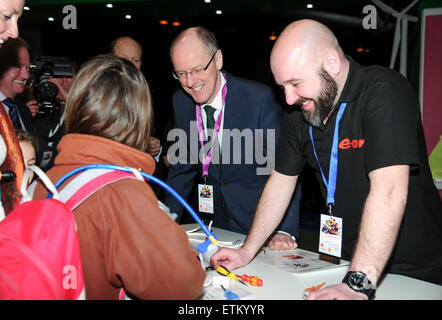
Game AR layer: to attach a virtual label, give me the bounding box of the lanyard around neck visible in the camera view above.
[309,102,347,209]
[195,73,227,177]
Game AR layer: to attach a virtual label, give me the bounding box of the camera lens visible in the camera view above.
[39,80,58,101]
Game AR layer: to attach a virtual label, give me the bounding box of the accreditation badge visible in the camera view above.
[198,184,214,214]
[39,151,53,168]
[319,214,343,258]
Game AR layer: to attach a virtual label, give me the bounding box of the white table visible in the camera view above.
[182,224,442,300]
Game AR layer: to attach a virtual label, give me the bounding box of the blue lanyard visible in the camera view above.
[309,102,347,208]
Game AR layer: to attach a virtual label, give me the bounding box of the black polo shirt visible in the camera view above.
[275,57,442,283]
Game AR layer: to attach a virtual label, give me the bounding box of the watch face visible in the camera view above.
[344,271,376,299]
[349,272,366,290]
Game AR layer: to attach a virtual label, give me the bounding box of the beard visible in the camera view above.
[297,68,338,127]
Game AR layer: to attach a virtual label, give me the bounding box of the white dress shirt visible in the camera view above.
[200,72,226,149]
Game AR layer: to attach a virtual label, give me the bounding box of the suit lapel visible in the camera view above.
[222,73,240,132]
[220,74,242,165]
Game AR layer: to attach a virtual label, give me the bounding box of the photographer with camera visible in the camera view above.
[31,56,77,171]
[0,37,33,133]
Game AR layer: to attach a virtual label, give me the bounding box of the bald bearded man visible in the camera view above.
[211,19,442,300]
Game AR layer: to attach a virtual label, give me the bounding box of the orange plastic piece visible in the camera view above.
[303,282,325,299]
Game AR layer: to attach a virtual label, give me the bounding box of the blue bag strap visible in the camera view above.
[48,164,218,253]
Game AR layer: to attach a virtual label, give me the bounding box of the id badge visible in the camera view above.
[39,151,53,168]
[198,184,214,214]
[319,214,343,258]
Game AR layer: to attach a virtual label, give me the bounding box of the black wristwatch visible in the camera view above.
[342,271,376,300]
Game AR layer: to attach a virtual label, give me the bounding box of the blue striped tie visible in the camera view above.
[2,98,19,128]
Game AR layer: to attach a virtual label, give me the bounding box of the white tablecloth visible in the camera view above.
[182,224,442,300]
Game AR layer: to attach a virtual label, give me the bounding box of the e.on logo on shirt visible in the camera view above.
[339,138,365,149]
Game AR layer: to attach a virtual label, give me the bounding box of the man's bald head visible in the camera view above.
[270,19,349,126]
[271,19,345,78]
[111,36,143,70]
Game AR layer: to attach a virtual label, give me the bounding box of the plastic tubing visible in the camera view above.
[47,164,217,244]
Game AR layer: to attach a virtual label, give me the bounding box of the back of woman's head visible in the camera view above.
[65,54,152,152]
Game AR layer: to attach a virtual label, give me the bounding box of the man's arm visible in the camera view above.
[164,96,198,221]
[309,164,409,300]
[211,170,298,270]
[164,162,198,221]
[349,164,409,283]
[268,186,301,250]
[258,88,301,250]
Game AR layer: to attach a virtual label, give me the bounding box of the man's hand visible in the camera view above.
[47,77,69,101]
[306,283,368,300]
[267,233,297,251]
[147,137,161,156]
[210,247,254,271]
[26,99,39,117]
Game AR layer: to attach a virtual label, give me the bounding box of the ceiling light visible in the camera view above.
[24,6,30,11]
[159,20,169,25]
[172,21,181,27]
[216,10,222,15]
[269,32,277,41]
[48,17,55,22]
[307,4,314,9]
[125,14,132,19]
[106,4,113,8]
[204,0,211,3]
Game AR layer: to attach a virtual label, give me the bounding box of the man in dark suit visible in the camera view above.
[0,37,33,133]
[165,27,301,250]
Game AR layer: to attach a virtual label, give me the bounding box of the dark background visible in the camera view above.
[19,0,424,139]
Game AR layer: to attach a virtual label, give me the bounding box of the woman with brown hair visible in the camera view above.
[33,55,205,299]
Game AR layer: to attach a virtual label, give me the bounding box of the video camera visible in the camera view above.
[29,56,74,117]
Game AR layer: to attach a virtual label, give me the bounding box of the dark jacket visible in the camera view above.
[165,72,301,236]
[15,98,34,132]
